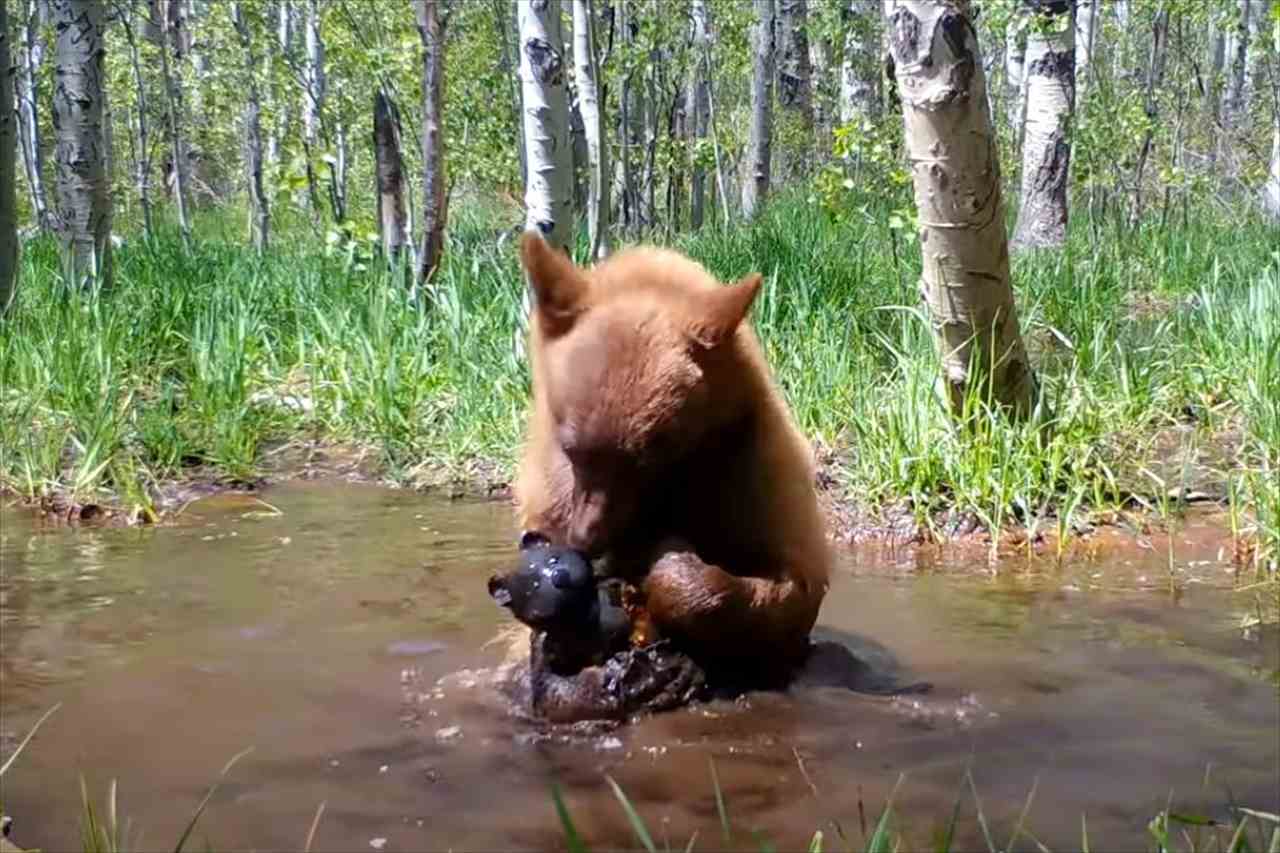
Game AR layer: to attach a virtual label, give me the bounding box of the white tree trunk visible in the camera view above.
[266,1,295,170]
[777,0,814,132]
[158,0,192,247]
[517,0,573,250]
[886,0,1036,416]
[50,0,114,288]
[573,0,609,259]
[495,0,526,188]
[1012,0,1075,250]
[416,0,447,283]
[689,0,712,229]
[839,0,877,125]
[1074,0,1097,98]
[16,0,50,231]
[1224,0,1268,123]
[1005,16,1026,135]
[119,0,155,239]
[373,90,409,264]
[809,22,835,154]
[1265,16,1280,220]
[231,2,269,252]
[303,0,326,148]
[1241,0,1268,113]
[742,0,775,219]
[1,0,18,313]
[1266,122,1280,220]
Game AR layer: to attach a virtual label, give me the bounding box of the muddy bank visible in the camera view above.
[7,438,1262,580]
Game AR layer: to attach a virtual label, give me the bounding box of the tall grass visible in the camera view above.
[1,194,1276,574]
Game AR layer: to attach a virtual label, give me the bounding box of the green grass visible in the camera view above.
[554,760,1280,853]
[3,705,1276,852]
[2,193,1277,583]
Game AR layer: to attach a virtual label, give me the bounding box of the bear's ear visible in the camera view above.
[520,231,588,337]
[689,273,763,349]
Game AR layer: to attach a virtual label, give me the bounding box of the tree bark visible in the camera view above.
[1225,0,1263,122]
[50,0,114,288]
[157,0,192,248]
[573,0,609,258]
[416,0,447,284]
[687,0,712,230]
[495,0,526,188]
[118,0,154,239]
[303,0,326,149]
[618,0,646,232]
[373,89,409,264]
[742,0,775,219]
[1074,0,1097,98]
[1129,3,1169,227]
[839,0,878,125]
[517,0,574,250]
[1012,0,1075,250]
[809,18,835,155]
[1005,13,1026,135]
[266,1,294,170]
[777,0,814,133]
[1,0,18,313]
[1264,12,1279,221]
[887,0,1036,417]
[15,0,51,232]
[231,2,269,252]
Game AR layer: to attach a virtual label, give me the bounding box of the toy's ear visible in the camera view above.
[519,231,589,338]
[519,530,551,551]
[689,273,763,349]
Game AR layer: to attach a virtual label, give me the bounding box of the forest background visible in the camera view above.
[0,0,1277,603]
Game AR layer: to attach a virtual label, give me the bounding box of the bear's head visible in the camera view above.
[519,232,764,557]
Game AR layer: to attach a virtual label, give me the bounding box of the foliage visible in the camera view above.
[3,192,1277,586]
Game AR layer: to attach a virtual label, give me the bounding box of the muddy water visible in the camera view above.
[1,482,1276,852]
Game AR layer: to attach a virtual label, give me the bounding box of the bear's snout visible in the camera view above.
[488,573,513,607]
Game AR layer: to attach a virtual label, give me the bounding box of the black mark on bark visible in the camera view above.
[524,38,564,86]
[1027,48,1074,81]
[887,8,920,65]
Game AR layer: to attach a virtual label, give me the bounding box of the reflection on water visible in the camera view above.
[1,482,1276,852]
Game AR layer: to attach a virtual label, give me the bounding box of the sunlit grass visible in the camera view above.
[553,760,1280,853]
[1,194,1276,587]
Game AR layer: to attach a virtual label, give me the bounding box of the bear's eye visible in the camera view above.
[551,567,576,589]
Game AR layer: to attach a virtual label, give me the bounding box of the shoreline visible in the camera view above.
[5,436,1263,577]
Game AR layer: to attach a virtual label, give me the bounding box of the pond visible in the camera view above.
[1,481,1276,851]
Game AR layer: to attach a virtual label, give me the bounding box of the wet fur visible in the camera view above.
[513,234,832,680]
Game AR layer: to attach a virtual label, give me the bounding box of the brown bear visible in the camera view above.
[511,232,832,687]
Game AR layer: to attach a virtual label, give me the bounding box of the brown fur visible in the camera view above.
[513,233,831,673]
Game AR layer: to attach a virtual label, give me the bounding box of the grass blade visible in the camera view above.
[605,774,657,853]
[709,758,731,844]
[550,784,589,853]
[303,800,326,853]
[965,769,997,853]
[172,745,254,853]
[1005,773,1041,852]
[865,774,905,853]
[933,768,967,853]
[0,704,62,778]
